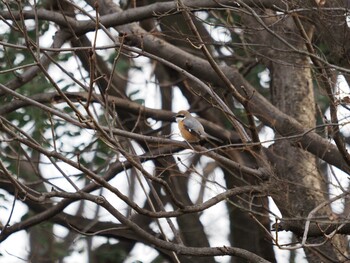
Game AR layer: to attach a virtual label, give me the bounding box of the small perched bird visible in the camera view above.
[175,110,221,143]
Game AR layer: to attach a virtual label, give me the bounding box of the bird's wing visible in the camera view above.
[183,118,202,136]
[184,118,223,143]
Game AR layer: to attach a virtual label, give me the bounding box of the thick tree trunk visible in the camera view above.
[267,17,348,263]
[241,6,348,261]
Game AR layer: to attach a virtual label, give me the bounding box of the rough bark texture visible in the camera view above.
[266,15,348,263]
[240,4,348,261]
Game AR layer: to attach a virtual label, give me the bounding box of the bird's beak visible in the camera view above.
[173,114,178,121]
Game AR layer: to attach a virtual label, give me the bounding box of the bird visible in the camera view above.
[175,110,222,143]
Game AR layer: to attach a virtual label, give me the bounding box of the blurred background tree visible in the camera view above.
[0,0,350,262]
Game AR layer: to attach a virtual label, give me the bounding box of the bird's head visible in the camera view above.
[175,110,191,122]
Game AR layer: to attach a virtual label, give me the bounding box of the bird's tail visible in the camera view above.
[203,133,223,144]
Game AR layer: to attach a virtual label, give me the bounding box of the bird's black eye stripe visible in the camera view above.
[176,114,185,118]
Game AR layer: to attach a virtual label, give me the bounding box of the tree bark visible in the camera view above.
[266,15,348,263]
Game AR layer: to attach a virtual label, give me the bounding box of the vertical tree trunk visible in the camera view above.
[267,17,348,262]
